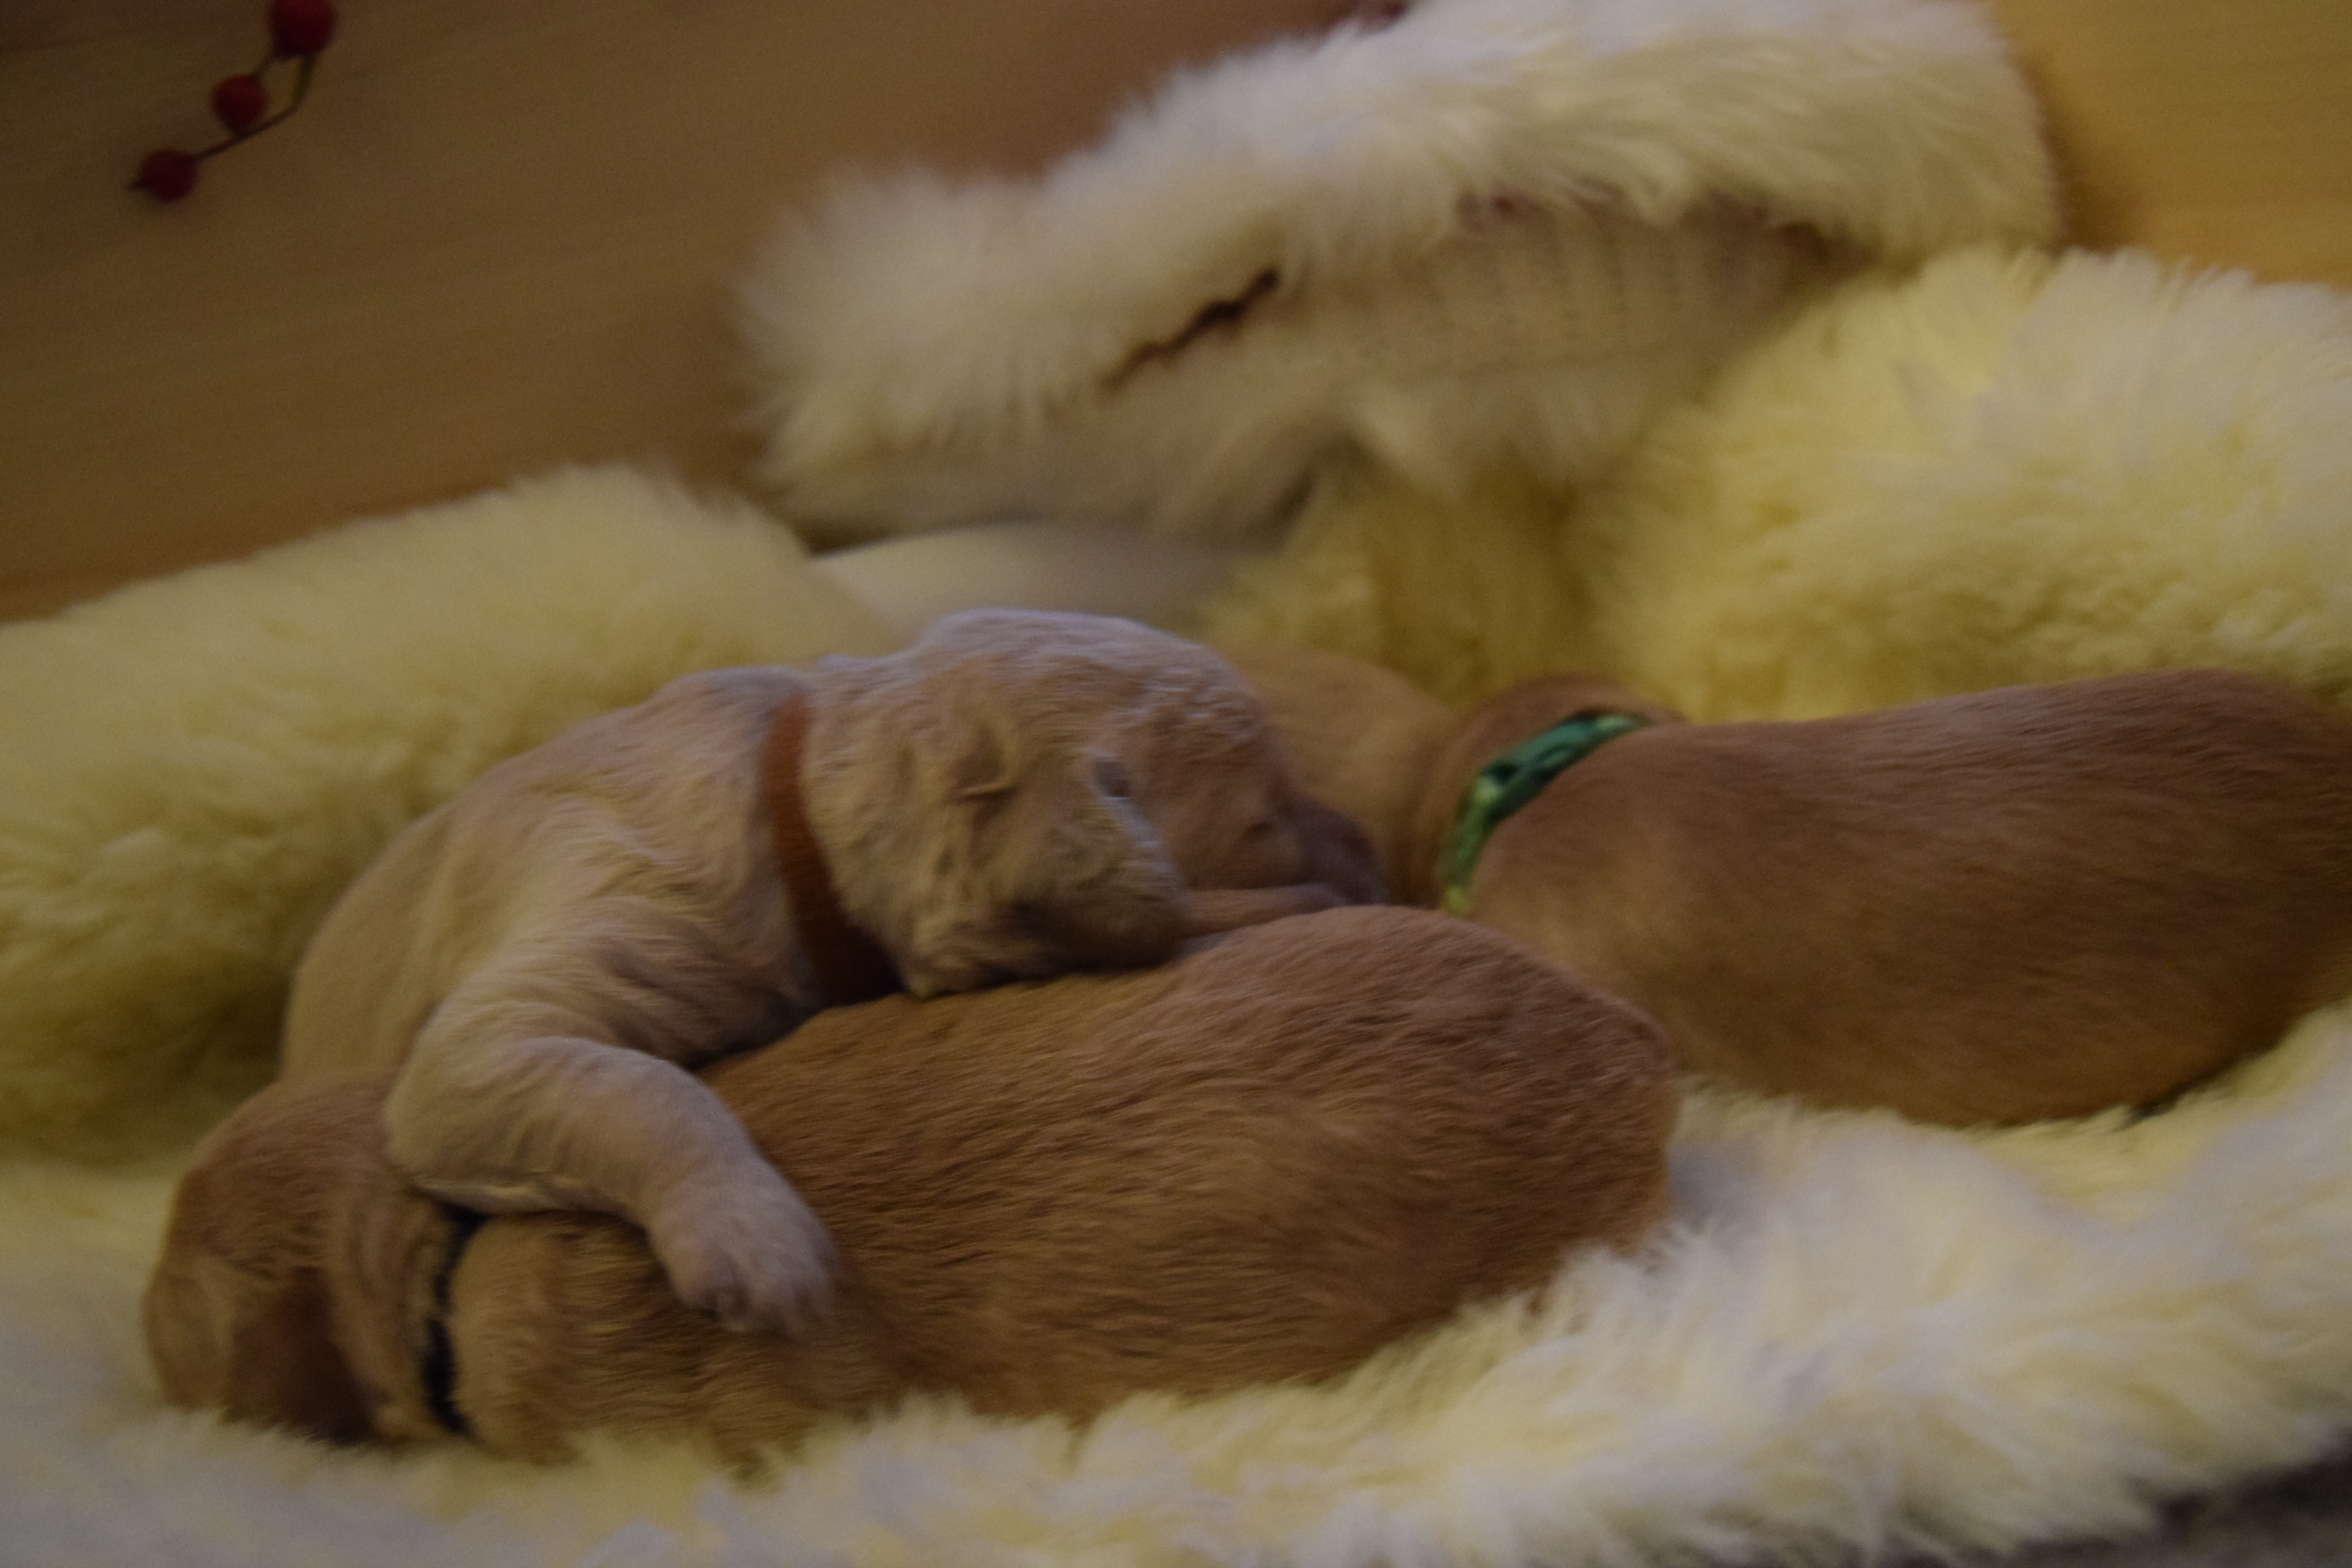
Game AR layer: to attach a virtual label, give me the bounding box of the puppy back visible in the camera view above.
[453,909,1675,1460]
[544,909,1673,1450]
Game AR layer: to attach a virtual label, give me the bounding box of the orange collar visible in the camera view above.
[763,692,902,1007]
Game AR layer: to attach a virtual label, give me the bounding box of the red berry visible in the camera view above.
[211,73,269,134]
[133,148,199,202]
[268,0,338,58]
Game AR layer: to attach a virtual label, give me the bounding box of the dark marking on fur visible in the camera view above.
[1105,269,1281,390]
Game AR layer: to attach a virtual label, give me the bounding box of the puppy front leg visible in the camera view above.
[386,994,831,1333]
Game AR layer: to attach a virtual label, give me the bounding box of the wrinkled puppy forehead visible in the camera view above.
[907,608,1230,681]
[907,609,1274,746]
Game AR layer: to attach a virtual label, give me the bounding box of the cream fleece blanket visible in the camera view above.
[742,0,2054,541]
[9,0,2352,1562]
[13,1011,2352,1565]
[12,241,2352,1568]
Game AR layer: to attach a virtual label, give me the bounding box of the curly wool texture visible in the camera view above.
[9,1,2352,1560]
[1198,247,2352,712]
[1584,247,2352,718]
[11,1013,2352,1566]
[0,468,890,1155]
[7,255,2352,1560]
[743,0,2053,539]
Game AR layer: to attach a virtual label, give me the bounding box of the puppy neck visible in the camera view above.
[763,691,902,1006]
[1404,675,1684,905]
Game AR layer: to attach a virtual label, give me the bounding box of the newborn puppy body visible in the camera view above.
[1229,650,2352,1125]
[1416,668,2352,1124]
[281,611,1381,1330]
[152,909,1677,1464]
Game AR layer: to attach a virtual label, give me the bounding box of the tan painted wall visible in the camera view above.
[3,0,2347,620]
[1990,0,2352,287]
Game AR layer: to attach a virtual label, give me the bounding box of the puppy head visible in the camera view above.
[808,610,1385,996]
[1215,643,1455,882]
[1401,673,1686,904]
[144,1074,460,1445]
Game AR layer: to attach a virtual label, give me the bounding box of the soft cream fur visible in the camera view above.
[12,2,2352,1560]
[282,611,1379,1331]
[1200,247,2352,710]
[0,466,893,1158]
[25,1010,2352,1564]
[154,908,1677,1466]
[744,0,2050,539]
[1240,654,2352,1125]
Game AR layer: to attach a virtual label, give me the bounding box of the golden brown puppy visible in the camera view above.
[1220,644,1456,880]
[152,909,1676,1465]
[280,610,1383,1335]
[1231,651,2352,1125]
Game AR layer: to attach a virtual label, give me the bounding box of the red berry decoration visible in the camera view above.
[131,0,336,203]
[267,0,338,60]
[132,148,200,202]
[211,73,269,134]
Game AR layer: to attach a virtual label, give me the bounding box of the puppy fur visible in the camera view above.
[152,908,1678,1465]
[1235,652,2352,1126]
[279,611,1382,1332]
[1218,643,1457,880]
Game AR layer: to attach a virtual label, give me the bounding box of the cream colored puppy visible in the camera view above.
[1229,650,2352,1125]
[281,611,1381,1332]
[156,909,1675,1464]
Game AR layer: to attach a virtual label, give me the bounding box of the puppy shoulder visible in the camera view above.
[2123,668,2352,748]
[641,664,807,719]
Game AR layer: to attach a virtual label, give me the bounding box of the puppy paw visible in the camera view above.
[645,1174,836,1335]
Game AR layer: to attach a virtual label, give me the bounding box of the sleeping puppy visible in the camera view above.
[280,610,1382,1334]
[1228,649,2352,1126]
[153,909,1677,1465]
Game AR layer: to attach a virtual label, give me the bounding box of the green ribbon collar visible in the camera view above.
[1440,710,1650,915]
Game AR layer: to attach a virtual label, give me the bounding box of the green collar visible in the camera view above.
[1440,710,1650,915]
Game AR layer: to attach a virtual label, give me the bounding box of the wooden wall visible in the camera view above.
[1989,0,2352,284]
[2,0,2347,620]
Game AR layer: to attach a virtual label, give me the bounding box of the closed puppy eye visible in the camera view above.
[1091,757,1133,799]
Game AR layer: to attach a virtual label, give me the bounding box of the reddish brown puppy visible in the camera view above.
[150,908,1676,1465]
[1232,650,2352,1126]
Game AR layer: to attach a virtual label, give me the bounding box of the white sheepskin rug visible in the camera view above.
[1194,244,2352,712]
[10,0,2352,1561]
[7,272,2352,1555]
[742,0,2054,541]
[0,468,893,1158]
[12,1014,2352,1566]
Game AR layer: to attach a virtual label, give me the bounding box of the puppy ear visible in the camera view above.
[996,753,1190,970]
[946,715,1017,803]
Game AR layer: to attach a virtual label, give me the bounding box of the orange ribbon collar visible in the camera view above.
[763,692,902,1007]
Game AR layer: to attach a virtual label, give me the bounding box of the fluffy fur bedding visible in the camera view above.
[14,1015,2352,1564]
[9,0,2352,1562]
